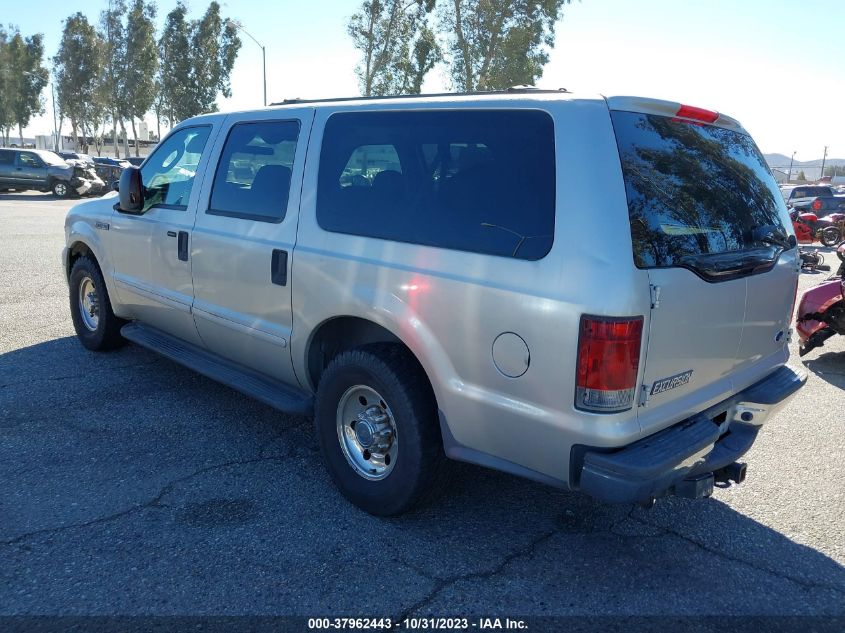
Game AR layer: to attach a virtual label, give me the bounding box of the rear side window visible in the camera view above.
[611,111,791,272]
[317,110,556,260]
[209,120,300,222]
[141,126,211,211]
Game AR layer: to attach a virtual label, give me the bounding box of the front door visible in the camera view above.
[110,124,216,346]
[190,110,313,386]
[16,152,47,188]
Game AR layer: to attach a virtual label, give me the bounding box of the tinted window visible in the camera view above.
[209,120,300,222]
[611,111,791,274]
[19,152,43,168]
[0,151,13,165]
[791,186,830,199]
[317,110,555,260]
[140,126,211,210]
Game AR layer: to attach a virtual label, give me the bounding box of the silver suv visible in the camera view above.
[63,90,806,515]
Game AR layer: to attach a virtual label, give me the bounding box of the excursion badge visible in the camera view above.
[650,370,694,395]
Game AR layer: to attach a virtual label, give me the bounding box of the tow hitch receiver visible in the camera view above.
[675,473,715,499]
[714,461,747,485]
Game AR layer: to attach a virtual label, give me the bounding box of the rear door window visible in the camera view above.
[611,111,792,280]
[209,120,300,222]
[317,109,556,260]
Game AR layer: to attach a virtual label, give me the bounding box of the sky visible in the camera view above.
[5,0,844,162]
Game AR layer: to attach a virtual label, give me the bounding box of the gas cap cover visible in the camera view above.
[492,332,530,378]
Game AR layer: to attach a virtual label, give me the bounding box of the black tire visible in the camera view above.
[52,180,70,198]
[820,226,841,247]
[69,255,126,351]
[314,344,444,516]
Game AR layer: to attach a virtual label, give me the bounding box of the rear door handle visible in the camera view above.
[177,231,189,261]
[271,249,288,286]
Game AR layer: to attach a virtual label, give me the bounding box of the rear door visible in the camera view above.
[189,109,313,387]
[609,104,797,424]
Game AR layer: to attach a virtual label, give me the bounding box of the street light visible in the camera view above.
[788,151,796,183]
[227,19,267,107]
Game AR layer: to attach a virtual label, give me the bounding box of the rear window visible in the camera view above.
[317,109,556,260]
[611,111,791,275]
[790,186,831,199]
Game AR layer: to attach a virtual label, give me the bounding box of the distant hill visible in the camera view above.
[764,153,845,169]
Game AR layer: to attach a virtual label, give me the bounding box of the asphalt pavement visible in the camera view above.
[0,192,843,622]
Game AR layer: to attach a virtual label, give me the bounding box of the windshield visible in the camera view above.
[39,151,67,166]
[611,110,792,277]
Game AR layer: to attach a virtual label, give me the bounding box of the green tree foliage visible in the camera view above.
[54,13,105,153]
[157,1,240,125]
[3,28,49,145]
[100,0,127,156]
[797,170,807,182]
[823,165,845,178]
[124,0,158,155]
[348,0,440,96]
[0,28,15,146]
[439,0,570,91]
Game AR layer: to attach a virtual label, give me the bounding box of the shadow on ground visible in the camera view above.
[1,337,844,615]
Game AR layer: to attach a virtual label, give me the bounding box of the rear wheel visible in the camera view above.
[52,180,69,198]
[69,256,126,351]
[820,226,842,247]
[314,344,443,516]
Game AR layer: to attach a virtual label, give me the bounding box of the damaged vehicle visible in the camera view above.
[0,148,104,197]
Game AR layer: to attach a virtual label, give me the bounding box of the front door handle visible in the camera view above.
[271,249,288,286]
[177,231,189,261]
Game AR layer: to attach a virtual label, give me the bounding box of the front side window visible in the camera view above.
[208,120,300,222]
[140,126,211,211]
[19,153,43,168]
[317,110,556,260]
[0,151,13,165]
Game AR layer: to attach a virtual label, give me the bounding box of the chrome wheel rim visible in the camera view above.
[78,276,100,331]
[55,182,67,196]
[336,385,398,480]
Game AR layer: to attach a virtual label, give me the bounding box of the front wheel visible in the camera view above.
[314,344,443,516]
[820,226,842,247]
[52,180,70,198]
[69,256,126,351]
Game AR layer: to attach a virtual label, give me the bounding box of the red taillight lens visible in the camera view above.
[575,316,644,413]
[812,199,822,211]
[676,104,719,124]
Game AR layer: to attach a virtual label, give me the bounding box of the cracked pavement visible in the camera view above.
[0,192,843,617]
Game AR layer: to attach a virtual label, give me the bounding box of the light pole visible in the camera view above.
[788,151,796,183]
[228,19,266,107]
[820,145,829,181]
[19,70,59,151]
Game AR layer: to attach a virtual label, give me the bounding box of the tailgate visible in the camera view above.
[609,102,797,424]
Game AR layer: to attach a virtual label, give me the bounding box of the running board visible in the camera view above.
[121,322,313,417]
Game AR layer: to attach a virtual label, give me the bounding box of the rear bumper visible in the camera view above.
[573,365,807,504]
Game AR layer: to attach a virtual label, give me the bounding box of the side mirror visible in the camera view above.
[118,166,143,213]
[112,180,120,192]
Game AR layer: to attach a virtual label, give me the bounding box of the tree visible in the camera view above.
[157,1,240,125]
[348,0,440,96]
[101,0,127,157]
[439,0,570,92]
[823,165,845,178]
[54,13,105,153]
[0,28,15,146]
[5,30,49,146]
[797,170,807,182]
[124,0,158,156]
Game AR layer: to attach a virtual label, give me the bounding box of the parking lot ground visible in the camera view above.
[1,191,844,620]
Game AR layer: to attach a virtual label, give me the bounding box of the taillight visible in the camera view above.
[575,316,644,413]
[675,104,719,124]
[812,199,822,211]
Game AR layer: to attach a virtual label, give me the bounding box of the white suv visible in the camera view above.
[63,89,805,515]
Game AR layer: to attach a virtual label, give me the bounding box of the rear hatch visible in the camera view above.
[608,98,798,426]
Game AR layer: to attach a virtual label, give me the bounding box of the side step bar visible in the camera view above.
[121,322,313,417]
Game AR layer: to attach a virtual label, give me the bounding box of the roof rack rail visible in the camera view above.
[270,86,569,107]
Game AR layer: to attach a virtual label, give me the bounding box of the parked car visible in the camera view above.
[63,90,806,515]
[93,156,132,169]
[783,185,839,207]
[126,156,146,167]
[0,148,103,197]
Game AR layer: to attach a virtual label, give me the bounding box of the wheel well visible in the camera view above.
[307,317,419,389]
[66,241,94,280]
